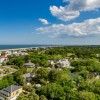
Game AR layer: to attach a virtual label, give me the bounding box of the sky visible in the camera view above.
[0,0,100,45]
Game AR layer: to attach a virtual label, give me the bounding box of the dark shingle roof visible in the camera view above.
[0,90,10,96]
[3,85,22,93]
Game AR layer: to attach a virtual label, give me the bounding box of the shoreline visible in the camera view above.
[0,47,30,51]
[0,45,99,51]
[0,45,60,52]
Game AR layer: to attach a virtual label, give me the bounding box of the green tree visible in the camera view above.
[79,70,89,79]
[39,83,66,100]
[48,70,64,82]
[28,90,39,100]
[39,95,47,100]
[17,93,29,100]
[79,91,97,100]
[36,68,49,79]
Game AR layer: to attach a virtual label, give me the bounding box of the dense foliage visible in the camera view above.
[0,46,100,100]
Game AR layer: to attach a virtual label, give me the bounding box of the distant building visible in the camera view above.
[5,51,12,56]
[24,61,35,68]
[48,60,55,65]
[59,59,70,67]
[0,85,22,100]
[0,54,8,65]
[0,51,2,56]
[89,72,100,79]
[23,73,35,85]
[97,54,100,57]
[13,51,19,56]
[55,59,74,68]
[2,54,8,59]
[35,84,41,88]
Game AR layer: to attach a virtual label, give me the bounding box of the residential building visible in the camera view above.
[48,60,55,65]
[55,59,69,67]
[23,73,35,85]
[0,54,8,65]
[0,85,22,100]
[24,61,35,68]
[5,51,12,56]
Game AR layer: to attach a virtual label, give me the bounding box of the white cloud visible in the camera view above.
[50,0,100,21]
[38,18,49,25]
[36,18,100,37]
[50,6,80,21]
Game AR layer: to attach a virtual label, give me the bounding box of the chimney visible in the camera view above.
[11,85,12,93]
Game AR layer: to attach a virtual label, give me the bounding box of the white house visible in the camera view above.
[48,60,55,65]
[55,59,74,69]
[0,58,5,64]
[13,51,19,56]
[5,51,12,56]
[56,59,70,67]
[0,51,1,56]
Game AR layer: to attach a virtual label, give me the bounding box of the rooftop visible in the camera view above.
[24,61,35,67]
[0,85,22,95]
[24,73,35,78]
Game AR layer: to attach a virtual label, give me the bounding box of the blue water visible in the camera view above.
[0,45,53,50]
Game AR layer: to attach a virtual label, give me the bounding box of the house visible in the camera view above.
[32,83,41,88]
[32,47,38,51]
[13,51,18,56]
[89,72,100,79]
[37,67,42,69]
[21,52,28,56]
[96,54,100,57]
[35,84,41,88]
[2,54,8,59]
[23,73,35,85]
[0,85,22,100]
[48,60,55,65]
[0,51,1,56]
[59,59,70,67]
[0,54,8,65]
[24,61,35,68]
[55,59,74,68]
[5,51,12,56]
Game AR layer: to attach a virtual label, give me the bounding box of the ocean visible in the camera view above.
[0,45,53,50]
